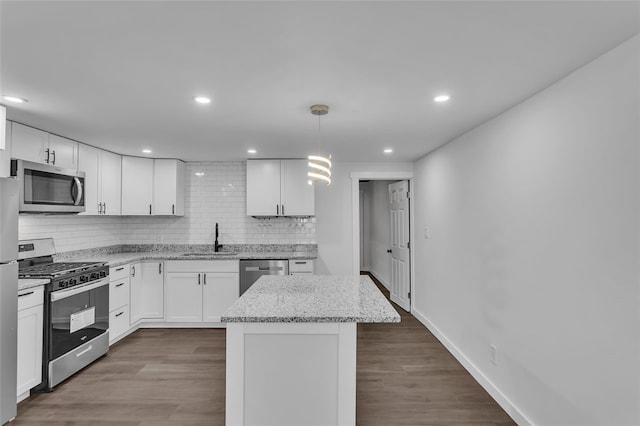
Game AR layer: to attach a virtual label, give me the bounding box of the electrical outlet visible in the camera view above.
[423,227,430,239]
[490,344,498,365]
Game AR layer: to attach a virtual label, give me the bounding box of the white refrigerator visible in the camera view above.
[0,178,18,424]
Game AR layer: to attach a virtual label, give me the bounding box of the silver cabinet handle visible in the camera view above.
[51,150,56,165]
[115,311,124,317]
[276,204,279,215]
[158,263,162,274]
[282,204,285,215]
[197,273,201,285]
[18,291,34,297]
[45,148,51,163]
[203,273,207,285]
[115,267,125,272]
[149,204,152,215]
[103,202,106,215]
[172,204,175,215]
[115,282,124,288]
[131,266,136,277]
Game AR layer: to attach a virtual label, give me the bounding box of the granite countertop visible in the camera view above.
[19,278,49,292]
[221,275,401,324]
[59,250,316,268]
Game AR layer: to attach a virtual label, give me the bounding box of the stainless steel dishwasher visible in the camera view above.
[239,259,289,295]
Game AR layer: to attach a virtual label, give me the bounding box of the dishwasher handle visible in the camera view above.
[244,266,285,272]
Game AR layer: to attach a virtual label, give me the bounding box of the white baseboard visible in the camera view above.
[360,266,370,272]
[411,308,533,426]
[369,269,390,291]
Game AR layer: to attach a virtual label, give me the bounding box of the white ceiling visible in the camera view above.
[1,1,638,162]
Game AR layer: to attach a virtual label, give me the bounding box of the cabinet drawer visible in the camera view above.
[109,277,130,311]
[109,264,130,281]
[288,259,314,274]
[166,260,239,273]
[109,307,130,342]
[18,286,44,311]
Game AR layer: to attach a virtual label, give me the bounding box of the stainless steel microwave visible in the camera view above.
[11,159,85,213]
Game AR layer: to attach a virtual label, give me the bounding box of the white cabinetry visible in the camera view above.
[130,262,164,324]
[165,260,239,323]
[11,122,78,169]
[153,159,185,216]
[122,157,185,216]
[121,156,154,215]
[246,159,314,216]
[78,145,122,215]
[108,265,131,344]
[1,117,10,178]
[17,286,43,402]
[289,259,315,275]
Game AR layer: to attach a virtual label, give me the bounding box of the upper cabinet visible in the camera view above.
[11,122,78,169]
[121,157,185,216]
[153,159,185,216]
[121,156,154,215]
[78,145,122,216]
[246,159,315,216]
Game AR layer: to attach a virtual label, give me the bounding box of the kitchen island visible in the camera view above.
[221,275,400,426]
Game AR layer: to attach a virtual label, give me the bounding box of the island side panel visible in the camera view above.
[225,322,357,426]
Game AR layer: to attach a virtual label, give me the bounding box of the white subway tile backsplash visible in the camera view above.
[18,161,316,251]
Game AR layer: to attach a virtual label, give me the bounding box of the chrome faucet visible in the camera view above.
[214,223,222,252]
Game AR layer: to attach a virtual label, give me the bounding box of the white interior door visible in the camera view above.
[389,180,411,311]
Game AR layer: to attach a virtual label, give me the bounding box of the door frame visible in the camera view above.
[350,171,415,313]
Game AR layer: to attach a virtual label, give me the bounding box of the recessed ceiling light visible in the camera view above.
[384,148,393,154]
[434,95,450,103]
[142,149,152,154]
[247,149,257,154]
[2,95,27,103]
[195,172,205,177]
[193,96,211,104]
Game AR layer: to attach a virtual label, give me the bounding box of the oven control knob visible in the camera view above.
[100,270,107,278]
[79,276,87,283]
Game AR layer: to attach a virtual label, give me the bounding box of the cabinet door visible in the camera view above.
[11,122,48,164]
[109,307,130,344]
[17,304,43,398]
[121,156,154,215]
[139,262,164,319]
[47,134,78,169]
[129,263,143,324]
[1,120,11,178]
[246,160,281,216]
[78,144,100,215]
[165,272,203,322]
[153,159,185,216]
[203,272,239,322]
[100,150,122,215]
[281,159,315,216]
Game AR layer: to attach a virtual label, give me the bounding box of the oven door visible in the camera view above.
[49,278,109,360]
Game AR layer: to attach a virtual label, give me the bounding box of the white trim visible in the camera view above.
[368,269,390,291]
[411,307,534,426]
[360,266,370,272]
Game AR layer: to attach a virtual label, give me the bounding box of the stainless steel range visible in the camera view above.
[18,238,109,392]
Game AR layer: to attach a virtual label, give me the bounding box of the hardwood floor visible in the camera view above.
[11,277,515,426]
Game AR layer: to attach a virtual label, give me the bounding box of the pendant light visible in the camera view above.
[308,104,332,185]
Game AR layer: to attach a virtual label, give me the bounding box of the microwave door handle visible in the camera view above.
[72,177,83,206]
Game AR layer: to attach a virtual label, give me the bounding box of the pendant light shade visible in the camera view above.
[308,104,332,186]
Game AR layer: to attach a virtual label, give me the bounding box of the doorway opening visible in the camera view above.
[351,172,414,313]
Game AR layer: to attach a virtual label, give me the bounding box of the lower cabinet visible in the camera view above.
[165,260,239,323]
[289,259,315,275]
[130,261,164,324]
[109,264,131,344]
[17,286,44,401]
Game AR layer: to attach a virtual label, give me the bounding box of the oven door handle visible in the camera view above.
[51,278,109,302]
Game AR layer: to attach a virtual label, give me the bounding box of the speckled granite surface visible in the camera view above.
[54,244,317,267]
[221,275,401,324]
[18,278,49,291]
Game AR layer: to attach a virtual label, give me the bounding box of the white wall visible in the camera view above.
[315,162,413,275]
[19,161,316,252]
[367,180,394,289]
[412,35,639,425]
[359,182,371,270]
